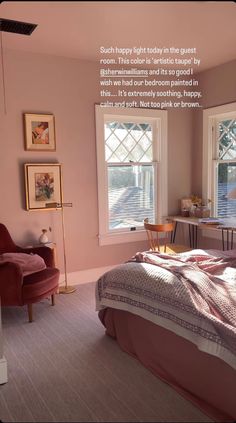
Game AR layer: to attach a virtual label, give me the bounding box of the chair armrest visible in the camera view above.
[16,246,55,267]
[0,262,23,306]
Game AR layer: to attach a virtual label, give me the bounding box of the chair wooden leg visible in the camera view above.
[51,294,55,306]
[27,304,33,323]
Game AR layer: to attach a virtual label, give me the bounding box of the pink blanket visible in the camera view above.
[131,250,236,355]
[0,252,46,276]
[96,248,236,369]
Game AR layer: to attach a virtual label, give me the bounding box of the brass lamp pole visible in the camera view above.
[46,202,76,294]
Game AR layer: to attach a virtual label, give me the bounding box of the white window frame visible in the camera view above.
[95,105,168,246]
[203,102,236,219]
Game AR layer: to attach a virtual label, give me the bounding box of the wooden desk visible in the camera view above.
[169,216,236,250]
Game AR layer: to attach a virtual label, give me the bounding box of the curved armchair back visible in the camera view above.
[0,224,17,254]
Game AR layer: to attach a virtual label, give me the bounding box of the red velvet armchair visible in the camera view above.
[0,223,60,322]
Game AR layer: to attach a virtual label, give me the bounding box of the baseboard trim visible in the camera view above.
[0,356,8,384]
[59,264,117,286]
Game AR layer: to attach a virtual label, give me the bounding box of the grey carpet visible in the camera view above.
[0,282,212,422]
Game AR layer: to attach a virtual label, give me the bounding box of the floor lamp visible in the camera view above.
[46,202,76,294]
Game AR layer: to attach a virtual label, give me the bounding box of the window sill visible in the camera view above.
[98,229,147,246]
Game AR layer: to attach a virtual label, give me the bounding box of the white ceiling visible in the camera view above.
[1,1,236,71]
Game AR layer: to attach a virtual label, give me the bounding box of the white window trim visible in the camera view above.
[202,102,236,240]
[95,105,168,246]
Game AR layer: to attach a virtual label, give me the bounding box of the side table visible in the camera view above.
[26,242,57,267]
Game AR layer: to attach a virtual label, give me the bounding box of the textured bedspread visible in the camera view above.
[96,249,236,370]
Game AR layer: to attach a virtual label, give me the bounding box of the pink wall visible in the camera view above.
[168,109,193,214]
[0,49,192,273]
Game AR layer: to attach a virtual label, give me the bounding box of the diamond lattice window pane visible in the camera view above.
[140,123,151,131]
[146,130,152,140]
[105,120,153,163]
[141,146,153,162]
[218,119,236,160]
[106,134,120,152]
[139,135,152,151]
[115,144,129,162]
[108,153,120,163]
[106,122,119,132]
[114,123,129,141]
[122,134,136,151]
[105,145,112,161]
[130,144,146,162]
[123,123,135,130]
[105,126,112,139]
[130,126,144,142]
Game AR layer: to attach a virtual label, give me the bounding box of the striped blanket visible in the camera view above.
[96,249,236,370]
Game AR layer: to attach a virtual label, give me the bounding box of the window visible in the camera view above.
[95,106,167,245]
[203,102,236,218]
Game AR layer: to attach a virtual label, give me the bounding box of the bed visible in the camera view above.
[96,249,236,422]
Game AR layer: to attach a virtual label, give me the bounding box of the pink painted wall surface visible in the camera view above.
[0,49,192,273]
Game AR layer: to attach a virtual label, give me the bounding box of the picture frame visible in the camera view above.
[24,163,63,211]
[24,113,56,151]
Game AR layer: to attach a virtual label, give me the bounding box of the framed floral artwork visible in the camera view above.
[24,113,56,151]
[24,163,63,211]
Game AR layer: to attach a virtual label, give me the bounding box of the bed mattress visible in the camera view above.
[99,307,236,422]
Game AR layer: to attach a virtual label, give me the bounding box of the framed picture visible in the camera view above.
[24,163,63,211]
[24,113,56,151]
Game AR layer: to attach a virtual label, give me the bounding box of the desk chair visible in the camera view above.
[144,218,191,254]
